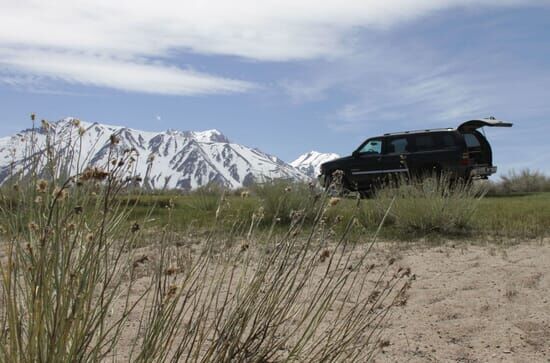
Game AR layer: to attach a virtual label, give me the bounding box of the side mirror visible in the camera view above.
[352,150,360,158]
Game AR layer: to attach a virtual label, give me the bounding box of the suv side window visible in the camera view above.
[413,134,436,151]
[358,139,383,154]
[387,137,408,154]
[439,133,457,148]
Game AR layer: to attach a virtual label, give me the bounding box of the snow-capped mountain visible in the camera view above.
[290,151,340,178]
[0,118,308,190]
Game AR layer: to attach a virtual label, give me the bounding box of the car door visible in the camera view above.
[457,117,513,133]
[379,136,411,179]
[348,138,385,189]
[457,117,513,167]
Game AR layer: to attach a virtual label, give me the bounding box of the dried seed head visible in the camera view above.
[74,206,83,214]
[284,186,292,193]
[110,134,120,145]
[328,197,341,207]
[66,223,76,232]
[85,233,94,242]
[166,284,178,299]
[240,190,250,199]
[34,196,43,204]
[28,222,39,232]
[52,187,68,201]
[319,249,330,262]
[131,222,140,233]
[81,167,109,181]
[368,290,381,303]
[133,255,149,267]
[72,118,80,127]
[78,126,86,136]
[36,179,48,193]
[164,266,179,276]
[256,206,265,219]
[12,184,19,192]
[41,119,50,130]
[30,113,36,121]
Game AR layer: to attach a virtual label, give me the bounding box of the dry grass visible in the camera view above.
[0,116,413,362]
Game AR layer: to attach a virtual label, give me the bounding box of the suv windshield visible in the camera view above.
[358,139,382,154]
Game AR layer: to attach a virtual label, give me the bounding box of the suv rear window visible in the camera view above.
[463,133,481,148]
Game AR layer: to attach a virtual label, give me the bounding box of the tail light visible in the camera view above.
[459,152,471,166]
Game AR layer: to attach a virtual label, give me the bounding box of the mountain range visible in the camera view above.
[290,151,340,179]
[0,118,339,190]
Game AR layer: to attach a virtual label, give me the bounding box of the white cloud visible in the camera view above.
[2,1,547,60]
[0,49,254,95]
[0,0,548,94]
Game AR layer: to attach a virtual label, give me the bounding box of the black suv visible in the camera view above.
[319,118,512,192]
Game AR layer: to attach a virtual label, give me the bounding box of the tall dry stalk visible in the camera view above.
[0,116,412,362]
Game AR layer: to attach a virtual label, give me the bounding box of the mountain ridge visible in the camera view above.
[290,151,340,178]
[0,117,310,190]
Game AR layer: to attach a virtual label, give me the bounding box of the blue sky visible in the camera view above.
[1,1,549,175]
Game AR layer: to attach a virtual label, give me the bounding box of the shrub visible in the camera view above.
[488,169,550,195]
[362,174,486,237]
[0,116,412,362]
[250,181,321,225]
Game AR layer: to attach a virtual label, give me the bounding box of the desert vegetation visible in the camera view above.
[0,118,548,362]
[487,168,550,195]
[0,119,415,362]
[127,175,549,241]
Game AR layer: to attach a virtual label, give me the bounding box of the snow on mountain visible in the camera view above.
[0,118,308,190]
[290,151,340,179]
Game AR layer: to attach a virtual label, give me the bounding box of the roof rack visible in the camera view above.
[383,127,455,136]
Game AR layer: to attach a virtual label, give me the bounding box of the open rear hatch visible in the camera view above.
[457,117,513,177]
[457,117,513,133]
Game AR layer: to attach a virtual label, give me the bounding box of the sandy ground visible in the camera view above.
[1,239,548,362]
[371,241,550,363]
[120,239,550,362]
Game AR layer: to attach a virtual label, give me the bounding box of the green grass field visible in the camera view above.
[126,190,550,241]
